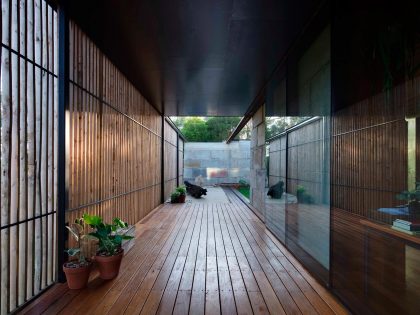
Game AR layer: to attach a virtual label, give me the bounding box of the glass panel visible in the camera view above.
[265,25,331,284]
[330,3,420,314]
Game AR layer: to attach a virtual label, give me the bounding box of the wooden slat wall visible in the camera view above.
[268,135,286,187]
[0,0,58,314]
[268,118,329,204]
[330,77,420,315]
[163,120,178,200]
[331,79,416,224]
[178,138,184,185]
[66,21,162,225]
[287,118,328,204]
[266,118,331,283]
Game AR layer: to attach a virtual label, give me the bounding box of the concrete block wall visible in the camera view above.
[250,106,266,219]
[184,141,250,185]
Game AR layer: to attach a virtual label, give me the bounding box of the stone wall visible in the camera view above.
[250,106,266,219]
[184,141,250,185]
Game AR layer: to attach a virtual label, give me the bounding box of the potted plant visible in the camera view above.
[83,214,133,280]
[63,218,92,289]
[176,185,187,203]
[396,182,420,216]
[171,191,181,203]
[296,185,314,204]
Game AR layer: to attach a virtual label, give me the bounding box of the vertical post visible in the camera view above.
[57,2,69,283]
[285,131,289,239]
[176,134,179,187]
[161,115,165,203]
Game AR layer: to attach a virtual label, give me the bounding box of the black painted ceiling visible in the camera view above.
[66,0,321,116]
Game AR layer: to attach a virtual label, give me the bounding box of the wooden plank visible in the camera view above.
[141,206,199,314]
[228,190,345,315]
[156,204,201,314]
[123,205,195,315]
[66,204,188,315]
[20,191,349,315]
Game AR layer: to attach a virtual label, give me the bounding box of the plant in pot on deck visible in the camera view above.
[176,185,187,203]
[63,218,92,289]
[170,185,187,203]
[396,182,420,216]
[83,214,133,280]
[171,191,181,203]
[296,185,314,204]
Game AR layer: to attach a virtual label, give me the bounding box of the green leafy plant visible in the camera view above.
[83,214,133,257]
[239,179,249,187]
[296,185,314,204]
[176,185,187,195]
[396,182,420,205]
[296,185,306,195]
[171,191,181,203]
[65,218,89,267]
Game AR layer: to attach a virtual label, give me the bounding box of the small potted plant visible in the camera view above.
[83,214,133,280]
[176,185,187,203]
[296,185,314,204]
[396,182,420,216]
[63,218,92,289]
[171,191,181,203]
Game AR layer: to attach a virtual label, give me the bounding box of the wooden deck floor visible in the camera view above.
[20,189,348,315]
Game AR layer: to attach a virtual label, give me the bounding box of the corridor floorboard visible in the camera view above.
[19,189,348,315]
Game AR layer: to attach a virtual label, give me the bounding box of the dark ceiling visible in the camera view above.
[66,0,321,116]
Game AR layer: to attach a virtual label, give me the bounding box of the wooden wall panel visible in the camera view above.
[331,79,414,224]
[331,77,420,315]
[179,138,184,184]
[163,120,178,200]
[268,136,286,187]
[268,118,329,204]
[267,117,330,283]
[67,21,162,226]
[287,118,327,203]
[0,1,58,314]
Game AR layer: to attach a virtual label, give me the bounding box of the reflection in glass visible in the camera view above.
[264,25,331,284]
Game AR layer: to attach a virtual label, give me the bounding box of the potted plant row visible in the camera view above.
[171,185,187,203]
[63,214,134,289]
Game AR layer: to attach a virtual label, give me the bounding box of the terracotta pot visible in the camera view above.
[95,249,124,280]
[178,194,186,203]
[63,262,92,289]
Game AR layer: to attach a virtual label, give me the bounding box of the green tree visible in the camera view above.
[181,117,209,141]
[205,117,241,141]
[265,117,289,139]
[171,117,187,129]
[174,116,251,142]
[266,117,309,139]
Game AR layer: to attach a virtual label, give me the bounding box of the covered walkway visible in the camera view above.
[21,189,347,315]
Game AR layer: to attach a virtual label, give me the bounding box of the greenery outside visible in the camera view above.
[237,186,250,199]
[265,116,310,139]
[171,116,310,142]
[171,117,250,142]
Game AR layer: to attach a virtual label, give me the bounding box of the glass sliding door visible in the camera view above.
[265,25,331,284]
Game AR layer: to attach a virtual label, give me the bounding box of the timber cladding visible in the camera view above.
[164,119,178,200]
[330,77,420,315]
[66,21,162,225]
[0,0,58,314]
[268,117,330,205]
[178,138,184,185]
[331,78,415,224]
